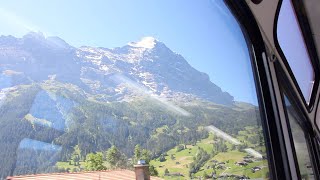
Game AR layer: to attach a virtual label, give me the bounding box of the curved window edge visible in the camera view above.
[273,0,320,112]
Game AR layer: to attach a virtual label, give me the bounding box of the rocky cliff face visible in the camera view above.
[0,33,234,105]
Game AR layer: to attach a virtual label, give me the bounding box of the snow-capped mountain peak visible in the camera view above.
[127,37,157,49]
[0,33,234,105]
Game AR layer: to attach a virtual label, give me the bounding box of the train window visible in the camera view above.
[283,95,315,179]
[0,0,270,179]
[277,0,315,103]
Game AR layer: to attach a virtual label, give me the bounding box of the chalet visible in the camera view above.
[243,159,253,163]
[251,166,262,173]
[235,161,248,166]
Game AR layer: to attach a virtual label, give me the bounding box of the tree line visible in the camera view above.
[65,144,158,176]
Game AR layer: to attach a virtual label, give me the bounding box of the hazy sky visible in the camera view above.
[0,0,258,104]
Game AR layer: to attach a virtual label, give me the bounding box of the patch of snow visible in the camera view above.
[100,65,109,71]
[138,72,152,78]
[79,41,157,64]
[85,54,102,60]
[48,74,56,80]
[80,47,99,54]
[115,85,126,94]
[141,80,157,92]
[128,37,157,49]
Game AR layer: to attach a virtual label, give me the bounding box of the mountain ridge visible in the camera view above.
[0,33,265,178]
[0,32,234,105]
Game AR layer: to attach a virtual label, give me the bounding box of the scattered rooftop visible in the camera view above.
[7,169,163,180]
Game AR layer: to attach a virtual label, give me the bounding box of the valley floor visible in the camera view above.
[55,126,269,179]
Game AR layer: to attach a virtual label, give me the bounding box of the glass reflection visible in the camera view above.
[283,96,315,179]
[277,0,315,103]
[14,139,62,175]
[0,0,269,179]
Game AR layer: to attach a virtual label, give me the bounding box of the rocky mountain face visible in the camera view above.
[0,33,261,178]
[0,33,233,105]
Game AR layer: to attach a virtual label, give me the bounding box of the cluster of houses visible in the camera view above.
[235,155,260,167]
[233,155,263,173]
[235,155,262,173]
[161,154,264,179]
[251,166,262,173]
[234,155,253,166]
[206,160,227,170]
[235,161,248,166]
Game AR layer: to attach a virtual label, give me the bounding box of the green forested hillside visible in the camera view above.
[150,130,268,179]
[0,81,265,178]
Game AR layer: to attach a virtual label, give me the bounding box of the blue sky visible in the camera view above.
[0,0,258,104]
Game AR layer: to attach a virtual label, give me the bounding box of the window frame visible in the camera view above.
[273,0,320,112]
[280,92,319,179]
[1,0,317,178]
[273,1,320,177]
[225,1,293,179]
[275,61,320,179]
[225,0,320,179]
